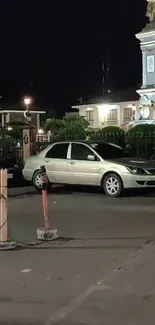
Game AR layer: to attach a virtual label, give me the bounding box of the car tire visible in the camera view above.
[102,173,123,197]
[33,170,50,191]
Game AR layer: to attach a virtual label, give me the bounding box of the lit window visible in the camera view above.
[86,109,94,121]
[107,109,117,121]
[124,107,132,120]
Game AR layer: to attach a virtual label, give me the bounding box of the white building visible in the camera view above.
[70,100,139,129]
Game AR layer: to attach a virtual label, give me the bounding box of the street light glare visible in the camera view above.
[24,97,31,105]
[38,128,44,134]
[7,126,13,131]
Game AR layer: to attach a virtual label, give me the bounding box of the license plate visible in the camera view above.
[7,174,13,179]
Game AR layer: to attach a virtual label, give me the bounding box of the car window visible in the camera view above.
[71,143,95,160]
[90,143,127,159]
[46,143,69,159]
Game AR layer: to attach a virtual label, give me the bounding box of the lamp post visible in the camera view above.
[24,96,32,125]
[24,96,31,111]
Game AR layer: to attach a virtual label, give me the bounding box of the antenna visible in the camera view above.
[102,42,111,95]
[78,97,82,104]
[102,62,105,95]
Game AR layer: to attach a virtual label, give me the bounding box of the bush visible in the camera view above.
[126,124,155,136]
[126,124,155,158]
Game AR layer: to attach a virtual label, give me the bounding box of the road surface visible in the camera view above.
[1,186,155,324]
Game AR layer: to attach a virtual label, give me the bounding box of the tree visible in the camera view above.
[43,116,89,140]
[43,118,64,135]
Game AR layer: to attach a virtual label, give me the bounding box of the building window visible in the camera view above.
[123,107,132,120]
[107,109,117,121]
[86,109,94,121]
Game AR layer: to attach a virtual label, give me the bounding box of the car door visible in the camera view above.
[67,143,100,185]
[44,142,70,183]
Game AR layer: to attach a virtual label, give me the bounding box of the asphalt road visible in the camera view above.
[1,186,155,324]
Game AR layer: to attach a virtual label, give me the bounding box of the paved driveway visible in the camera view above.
[1,187,155,324]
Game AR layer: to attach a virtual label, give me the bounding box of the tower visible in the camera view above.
[135,0,155,123]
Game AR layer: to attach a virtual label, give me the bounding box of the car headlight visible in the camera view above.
[126,166,146,174]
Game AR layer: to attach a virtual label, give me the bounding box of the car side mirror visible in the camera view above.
[87,154,95,161]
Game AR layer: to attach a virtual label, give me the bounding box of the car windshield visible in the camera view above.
[90,143,127,159]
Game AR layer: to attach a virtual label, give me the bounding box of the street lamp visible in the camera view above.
[38,128,44,135]
[24,96,32,125]
[7,126,13,131]
[24,96,31,108]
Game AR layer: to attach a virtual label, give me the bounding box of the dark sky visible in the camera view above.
[0,0,147,115]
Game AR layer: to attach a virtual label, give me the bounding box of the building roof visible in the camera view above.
[72,86,139,108]
[0,110,45,114]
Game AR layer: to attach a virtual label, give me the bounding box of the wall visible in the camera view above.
[78,106,87,117]
[120,101,139,125]
[65,111,79,117]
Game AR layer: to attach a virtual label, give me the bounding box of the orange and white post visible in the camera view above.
[41,165,50,231]
[0,169,8,242]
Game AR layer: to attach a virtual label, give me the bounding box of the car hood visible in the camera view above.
[106,157,155,169]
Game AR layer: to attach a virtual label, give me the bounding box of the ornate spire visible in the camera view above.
[146,0,155,23]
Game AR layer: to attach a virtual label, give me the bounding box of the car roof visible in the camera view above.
[42,139,121,146]
[38,140,123,157]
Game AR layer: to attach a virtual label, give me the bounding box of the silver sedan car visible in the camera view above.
[22,141,155,197]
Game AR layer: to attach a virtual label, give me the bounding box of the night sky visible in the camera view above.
[0,0,148,116]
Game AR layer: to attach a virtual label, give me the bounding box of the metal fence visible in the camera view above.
[0,140,23,167]
[93,131,155,159]
[1,131,155,167]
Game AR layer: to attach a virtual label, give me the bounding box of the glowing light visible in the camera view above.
[38,128,44,134]
[7,126,13,131]
[24,97,31,105]
[86,107,93,111]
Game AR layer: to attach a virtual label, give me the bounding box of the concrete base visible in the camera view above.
[37,227,58,241]
[0,241,17,250]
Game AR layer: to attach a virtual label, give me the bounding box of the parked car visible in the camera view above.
[0,155,20,179]
[22,141,155,197]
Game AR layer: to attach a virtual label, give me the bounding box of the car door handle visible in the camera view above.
[44,159,50,163]
[69,161,75,165]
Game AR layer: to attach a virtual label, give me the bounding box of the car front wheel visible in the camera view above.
[103,173,123,197]
[33,170,50,191]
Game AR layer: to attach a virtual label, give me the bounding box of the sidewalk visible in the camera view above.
[50,243,155,325]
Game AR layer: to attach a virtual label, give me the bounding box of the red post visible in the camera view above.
[0,169,7,242]
[40,165,50,231]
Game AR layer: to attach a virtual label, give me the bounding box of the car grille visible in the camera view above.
[136,181,155,186]
[147,181,155,185]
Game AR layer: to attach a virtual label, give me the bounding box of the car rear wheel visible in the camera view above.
[103,173,123,197]
[33,170,50,191]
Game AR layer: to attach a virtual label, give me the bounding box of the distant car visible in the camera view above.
[0,156,20,179]
[22,141,155,197]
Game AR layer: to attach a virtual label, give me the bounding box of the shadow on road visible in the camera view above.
[49,185,155,198]
[8,172,155,198]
